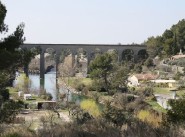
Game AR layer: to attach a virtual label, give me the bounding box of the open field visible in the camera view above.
[154,87,185,97]
[153,87,172,94]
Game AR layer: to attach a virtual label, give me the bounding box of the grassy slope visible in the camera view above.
[145,99,167,113]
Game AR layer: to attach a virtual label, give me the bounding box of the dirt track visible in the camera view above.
[17,110,71,122]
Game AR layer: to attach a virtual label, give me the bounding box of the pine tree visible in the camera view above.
[0,1,30,123]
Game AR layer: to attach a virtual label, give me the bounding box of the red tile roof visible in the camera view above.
[134,73,158,80]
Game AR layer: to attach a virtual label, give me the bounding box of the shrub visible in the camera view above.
[75,83,85,91]
[127,95,135,102]
[166,97,185,124]
[144,58,153,67]
[80,99,101,117]
[137,110,162,127]
[81,87,89,95]
[144,87,154,97]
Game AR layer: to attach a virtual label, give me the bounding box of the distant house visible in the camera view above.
[170,49,185,60]
[24,94,32,100]
[170,54,185,60]
[128,73,158,87]
[151,79,176,88]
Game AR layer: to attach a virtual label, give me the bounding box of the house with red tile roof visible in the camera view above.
[128,73,159,87]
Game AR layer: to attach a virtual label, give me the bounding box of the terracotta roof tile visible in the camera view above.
[134,73,158,80]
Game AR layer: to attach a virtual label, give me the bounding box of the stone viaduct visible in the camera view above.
[21,43,146,79]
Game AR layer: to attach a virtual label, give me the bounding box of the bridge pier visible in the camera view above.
[40,50,45,79]
[133,50,140,62]
[55,52,60,78]
[55,52,60,101]
[40,50,45,92]
[24,64,29,77]
[118,51,122,62]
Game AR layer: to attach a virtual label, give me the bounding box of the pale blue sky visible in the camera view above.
[1,0,185,44]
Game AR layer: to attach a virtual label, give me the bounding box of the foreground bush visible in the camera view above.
[1,119,185,137]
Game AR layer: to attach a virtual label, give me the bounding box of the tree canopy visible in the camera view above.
[89,53,113,93]
[0,1,32,123]
[166,96,185,124]
[145,19,185,58]
[89,52,130,94]
[0,1,7,33]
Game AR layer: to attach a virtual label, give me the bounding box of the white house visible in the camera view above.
[24,94,32,100]
[128,75,139,87]
[128,73,158,87]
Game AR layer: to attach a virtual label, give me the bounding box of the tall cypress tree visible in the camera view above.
[172,32,179,55]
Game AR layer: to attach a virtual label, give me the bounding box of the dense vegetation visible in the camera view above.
[0,1,34,123]
[146,19,185,58]
[1,0,185,136]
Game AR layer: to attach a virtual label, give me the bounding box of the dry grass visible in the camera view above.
[137,110,162,127]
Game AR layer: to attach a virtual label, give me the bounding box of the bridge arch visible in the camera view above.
[21,44,146,79]
[137,49,148,61]
[28,47,41,75]
[122,49,134,61]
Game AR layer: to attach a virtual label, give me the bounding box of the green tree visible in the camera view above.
[134,63,142,73]
[0,1,29,123]
[0,1,7,33]
[166,96,185,124]
[162,30,175,56]
[145,36,163,58]
[80,99,101,118]
[20,48,36,76]
[171,19,185,52]
[107,49,118,62]
[89,53,113,94]
[145,19,185,57]
[0,100,24,123]
[15,74,31,93]
[102,102,127,127]
[122,49,134,61]
[110,64,130,92]
[137,49,148,62]
[144,58,154,67]
[173,72,182,80]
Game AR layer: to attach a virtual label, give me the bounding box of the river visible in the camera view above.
[29,72,58,100]
[14,71,83,103]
